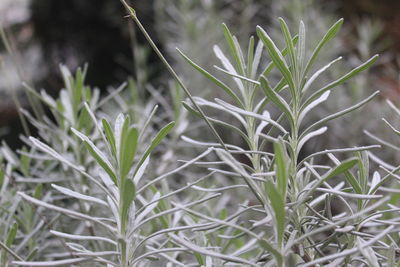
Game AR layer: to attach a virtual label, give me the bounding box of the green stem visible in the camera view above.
[0,240,25,262]
[120,239,128,267]
[120,0,227,151]
[119,192,128,267]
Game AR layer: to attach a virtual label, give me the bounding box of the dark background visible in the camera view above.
[1,0,400,147]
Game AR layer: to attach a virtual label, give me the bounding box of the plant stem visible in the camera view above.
[119,192,128,267]
[0,240,25,262]
[120,0,228,151]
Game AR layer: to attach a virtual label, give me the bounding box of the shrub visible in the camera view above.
[0,2,399,266]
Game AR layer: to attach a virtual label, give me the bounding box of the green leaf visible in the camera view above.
[0,168,4,187]
[177,49,243,107]
[259,35,299,78]
[302,57,342,93]
[118,115,130,163]
[121,179,136,230]
[303,18,343,77]
[84,86,92,102]
[260,76,294,129]
[114,113,126,162]
[304,54,379,107]
[274,141,288,199]
[278,18,296,73]
[297,21,306,77]
[26,247,38,261]
[77,107,92,134]
[182,101,201,118]
[344,171,362,195]
[20,146,30,176]
[265,180,285,248]
[302,91,379,136]
[56,99,66,130]
[247,36,255,78]
[259,239,282,264]
[84,141,117,184]
[133,121,175,176]
[102,118,116,157]
[33,184,43,200]
[222,23,246,75]
[325,158,358,180]
[300,158,359,206]
[257,26,295,95]
[71,128,117,185]
[357,151,369,193]
[72,67,83,114]
[119,126,138,180]
[6,223,18,246]
[194,252,205,266]
[252,40,263,78]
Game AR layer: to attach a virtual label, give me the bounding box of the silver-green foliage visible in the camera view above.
[177,17,398,266]
[0,6,399,267]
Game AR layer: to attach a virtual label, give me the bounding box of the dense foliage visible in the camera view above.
[0,2,399,266]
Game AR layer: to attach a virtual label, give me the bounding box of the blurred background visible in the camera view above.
[0,0,399,162]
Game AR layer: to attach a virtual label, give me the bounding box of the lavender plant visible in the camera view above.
[0,2,398,267]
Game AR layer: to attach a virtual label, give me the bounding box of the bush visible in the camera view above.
[0,2,399,267]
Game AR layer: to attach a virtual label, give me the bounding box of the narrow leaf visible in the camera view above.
[6,223,18,246]
[304,55,378,106]
[121,179,136,230]
[278,18,296,73]
[302,91,378,136]
[297,127,327,153]
[298,90,330,124]
[133,121,175,176]
[213,45,245,95]
[259,239,282,264]
[102,119,116,157]
[177,48,243,107]
[265,180,285,248]
[297,21,306,76]
[120,126,138,180]
[260,76,294,128]
[52,184,107,206]
[257,26,295,93]
[274,141,288,199]
[12,258,91,266]
[302,57,342,93]
[71,128,117,184]
[325,158,358,180]
[303,18,344,77]
[222,23,246,75]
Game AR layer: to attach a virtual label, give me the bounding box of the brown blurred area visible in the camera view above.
[337,0,400,102]
[0,0,399,147]
[338,0,400,52]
